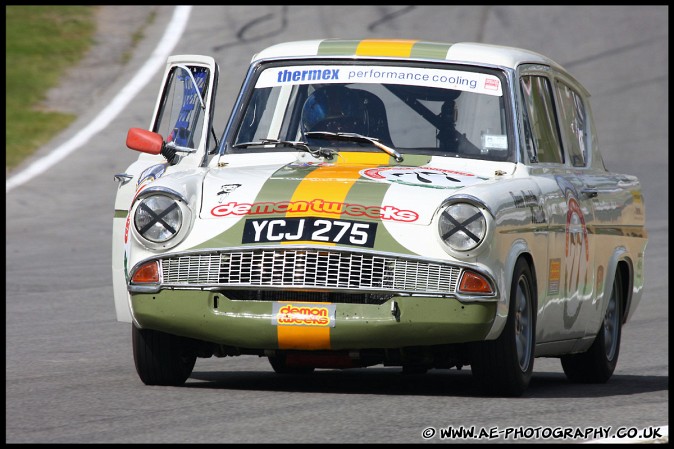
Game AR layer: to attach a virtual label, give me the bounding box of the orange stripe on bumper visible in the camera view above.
[277,325,331,350]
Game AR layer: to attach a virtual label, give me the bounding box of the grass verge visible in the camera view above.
[5,5,97,173]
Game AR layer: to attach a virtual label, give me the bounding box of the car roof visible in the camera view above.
[251,39,565,71]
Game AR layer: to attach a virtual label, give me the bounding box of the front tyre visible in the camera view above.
[132,324,197,386]
[561,269,623,383]
[471,258,536,397]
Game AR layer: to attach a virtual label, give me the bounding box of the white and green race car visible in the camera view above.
[112,39,647,396]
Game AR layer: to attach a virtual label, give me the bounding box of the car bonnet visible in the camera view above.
[200,152,509,227]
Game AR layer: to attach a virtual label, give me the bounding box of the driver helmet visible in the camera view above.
[301,85,369,135]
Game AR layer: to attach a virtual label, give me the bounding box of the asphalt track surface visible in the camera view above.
[6,5,668,444]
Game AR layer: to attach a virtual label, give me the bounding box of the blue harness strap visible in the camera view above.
[170,67,208,146]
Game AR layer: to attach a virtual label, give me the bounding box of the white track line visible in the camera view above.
[6,5,192,193]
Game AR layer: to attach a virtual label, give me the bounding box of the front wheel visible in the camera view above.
[132,324,197,386]
[471,258,536,397]
[561,269,623,383]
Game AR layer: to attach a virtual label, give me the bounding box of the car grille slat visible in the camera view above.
[160,248,461,295]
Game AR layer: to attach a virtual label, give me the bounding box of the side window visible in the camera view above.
[520,75,563,163]
[154,65,210,149]
[555,81,588,167]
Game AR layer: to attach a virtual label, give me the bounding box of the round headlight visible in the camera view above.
[134,194,183,243]
[438,202,487,252]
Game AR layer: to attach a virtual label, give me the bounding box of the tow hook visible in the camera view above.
[391,300,400,322]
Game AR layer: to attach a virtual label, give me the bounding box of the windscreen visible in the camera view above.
[230,62,511,161]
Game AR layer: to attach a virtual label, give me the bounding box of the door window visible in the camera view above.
[555,81,588,167]
[154,65,210,149]
[520,75,563,164]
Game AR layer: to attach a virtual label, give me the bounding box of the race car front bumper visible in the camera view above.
[131,290,496,350]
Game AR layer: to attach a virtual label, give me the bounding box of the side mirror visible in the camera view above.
[126,128,163,155]
[126,127,196,164]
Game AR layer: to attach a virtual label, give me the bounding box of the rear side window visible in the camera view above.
[555,81,588,167]
[520,75,563,164]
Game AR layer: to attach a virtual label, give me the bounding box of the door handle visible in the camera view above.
[581,188,598,199]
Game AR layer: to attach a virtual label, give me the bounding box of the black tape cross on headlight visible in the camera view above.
[440,210,482,243]
[138,201,179,236]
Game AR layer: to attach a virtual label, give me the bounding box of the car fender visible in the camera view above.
[595,246,630,332]
[116,167,207,323]
[484,238,532,340]
[113,156,168,322]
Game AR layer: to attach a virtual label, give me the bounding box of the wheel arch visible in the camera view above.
[484,239,537,340]
[615,258,632,325]
[518,251,538,298]
[598,247,633,331]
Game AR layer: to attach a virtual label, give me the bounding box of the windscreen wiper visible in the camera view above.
[304,131,404,162]
[232,138,337,159]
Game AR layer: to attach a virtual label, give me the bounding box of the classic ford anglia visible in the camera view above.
[112,39,647,396]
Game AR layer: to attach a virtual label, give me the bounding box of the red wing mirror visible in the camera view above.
[126,128,164,155]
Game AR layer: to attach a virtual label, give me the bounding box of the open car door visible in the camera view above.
[112,55,219,322]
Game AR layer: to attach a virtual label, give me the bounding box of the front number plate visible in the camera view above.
[242,217,377,247]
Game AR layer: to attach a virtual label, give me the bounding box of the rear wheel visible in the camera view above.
[132,324,197,386]
[561,269,623,383]
[471,258,536,397]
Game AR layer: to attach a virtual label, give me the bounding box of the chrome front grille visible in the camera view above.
[160,248,462,295]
